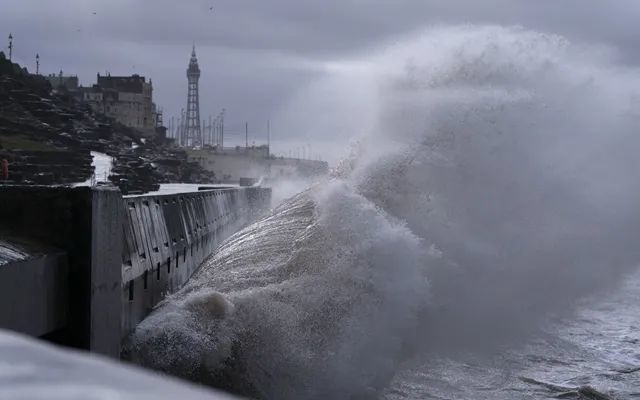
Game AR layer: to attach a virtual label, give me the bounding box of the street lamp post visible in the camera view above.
[8,33,13,61]
[35,53,39,75]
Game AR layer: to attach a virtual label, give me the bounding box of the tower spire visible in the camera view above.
[184,44,202,148]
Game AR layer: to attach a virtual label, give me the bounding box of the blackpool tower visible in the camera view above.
[184,45,202,148]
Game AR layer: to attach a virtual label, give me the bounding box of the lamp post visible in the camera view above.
[35,53,39,75]
[8,33,13,61]
[220,108,225,149]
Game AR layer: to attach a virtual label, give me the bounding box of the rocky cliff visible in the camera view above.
[0,52,215,193]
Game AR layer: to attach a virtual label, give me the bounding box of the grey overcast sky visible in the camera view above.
[2,1,640,158]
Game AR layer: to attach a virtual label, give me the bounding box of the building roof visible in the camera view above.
[96,74,149,93]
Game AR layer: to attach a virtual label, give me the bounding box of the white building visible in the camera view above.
[80,74,157,131]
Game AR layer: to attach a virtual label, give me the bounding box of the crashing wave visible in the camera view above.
[128,25,640,399]
[127,185,429,398]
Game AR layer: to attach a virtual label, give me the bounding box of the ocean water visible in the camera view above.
[127,186,640,400]
[127,25,640,399]
[385,271,640,400]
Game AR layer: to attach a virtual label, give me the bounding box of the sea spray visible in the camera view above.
[128,185,429,398]
[128,25,640,398]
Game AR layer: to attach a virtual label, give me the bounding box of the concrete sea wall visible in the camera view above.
[0,186,123,356]
[0,185,271,358]
[0,243,68,339]
[121,187,271,337]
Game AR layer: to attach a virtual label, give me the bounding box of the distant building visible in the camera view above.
[80,74,157,131]
[270,157,329,180]
[46,71,79,92]
[187,145,328,183]
[187,146,270,182]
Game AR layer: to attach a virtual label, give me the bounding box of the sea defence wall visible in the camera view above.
[121,187,271,338]
[0,186,124,356]
[0,185,271,358]
[0,240,68,340]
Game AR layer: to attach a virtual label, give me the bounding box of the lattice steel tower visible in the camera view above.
[184,45,202,148]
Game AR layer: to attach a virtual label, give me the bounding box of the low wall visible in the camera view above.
[120,187,271,338]
[0,186,123,356]
[0,185,271,359]
[0,249,68,338]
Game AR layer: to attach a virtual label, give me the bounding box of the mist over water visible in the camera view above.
[128,25,640,399]
[342,25,640,349]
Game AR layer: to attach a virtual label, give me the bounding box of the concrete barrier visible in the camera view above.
[120,187,271,339]
[0,186,123,356]
[0,184,270,358]
[0,243,68,338]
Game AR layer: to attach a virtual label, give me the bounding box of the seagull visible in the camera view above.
[92,12,97,15]
[209,6,213,11]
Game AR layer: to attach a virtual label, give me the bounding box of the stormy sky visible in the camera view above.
[2,0,640,161]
